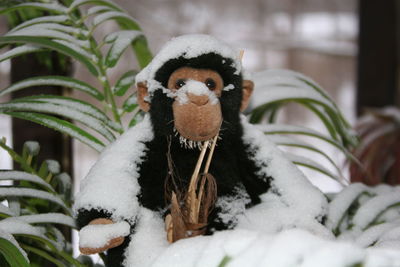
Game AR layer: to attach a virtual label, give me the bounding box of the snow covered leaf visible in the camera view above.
[9,15,70,33]
[123,93,138,113]
[87,5,113,16]
[0,99,117,142]
[92,10,140,30]
[68,0,122,12]
[326,183,373,234]
[267,135,344,182]
[104,30,142,68]
[0,237,30,267]
[352,192,400,230]
[0,171,53,192]
[19,95,122,132]
[0,36,99,76]
[0,188,69,213]
[3,111,105,152]
[285,153,341,183]
[251,69,357,149]
[0,2,68,15]
[0,45,44,63]
[0,204,16,217]
[113,70,137,96]
[8,213,76,229]
[0,76,104,100]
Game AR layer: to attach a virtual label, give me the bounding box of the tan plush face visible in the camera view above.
[168,67,224,141]
[137,66,254,143]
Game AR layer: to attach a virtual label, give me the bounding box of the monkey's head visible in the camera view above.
[136,34,253,146]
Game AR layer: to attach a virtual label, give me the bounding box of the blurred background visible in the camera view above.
[0,0,399,192]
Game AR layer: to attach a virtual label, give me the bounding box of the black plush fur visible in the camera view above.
[77,53,271,267]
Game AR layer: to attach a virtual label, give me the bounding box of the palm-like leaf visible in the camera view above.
[0,140,83,266]
[251,69,358,182]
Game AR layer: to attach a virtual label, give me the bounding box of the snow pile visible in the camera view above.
[127,225,400,267]
[136,34,242,90]
[79,221,130,249]
[73,115,154,223]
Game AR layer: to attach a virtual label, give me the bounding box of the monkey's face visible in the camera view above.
[167,67,223,142]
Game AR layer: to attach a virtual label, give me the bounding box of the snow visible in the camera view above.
[0,171,52,191]
[352,192,400,230]
[0,101,116,142]
[127,227,400,267]
[104,30,143,66]
[0,187,69,212]
[24,141,40,155]
[10,15,69,33]
[215,186,251,227]
[223,84,235,91]
[45,160,60,174]
[7,27,89,49]
[0,77,101,98]
[2,213,76,228]
[239,116,328,231]
[29,96,122,132]
[326,183,371,231]
[136,34,242,88]
[0,45,43,63]
[93,11,138,27]
[79,221,130,248]
[73,115,154,223]
[174,80,219,105]
[0,203,16,216]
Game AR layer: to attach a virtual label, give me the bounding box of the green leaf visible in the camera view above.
[104,30,142,68]
[68,0,122,12]
[0,187,70,213]
[268,135,345,183]
[20,245,63,267]
[123,93,138,113]
[129,35,153,69]
[0,36,99,76]
[92,10,140,30]
[0,171,54,192]
[0,100,116,142]
[113,70,137,96]
[3,111,105,152]
[10,15,70,33]
[0,76,104,100]
[15,95,122,132]
[0,3,68,15]
[286,153,340,182]
[218,256,232,267]
[0,238,29,267]
[0,45,44,63]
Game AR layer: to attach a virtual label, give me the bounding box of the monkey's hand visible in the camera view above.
[79,218,130,255]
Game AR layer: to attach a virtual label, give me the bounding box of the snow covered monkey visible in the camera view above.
[74,34,327,267]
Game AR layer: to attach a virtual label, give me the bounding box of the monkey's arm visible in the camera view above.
[74,116,154,252]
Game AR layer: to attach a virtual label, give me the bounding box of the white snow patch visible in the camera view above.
[79,221,130,249]
[174,80,219,105]
[136,34,242,90]
[74,115,154,223]
[238,115,329,236]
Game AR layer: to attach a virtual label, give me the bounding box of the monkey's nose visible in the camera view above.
[187,93,209,106]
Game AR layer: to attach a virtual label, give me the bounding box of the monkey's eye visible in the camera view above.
[175,79,186,89]
[205,78,216,90]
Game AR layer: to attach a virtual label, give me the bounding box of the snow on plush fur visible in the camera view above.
[74,34,327,267]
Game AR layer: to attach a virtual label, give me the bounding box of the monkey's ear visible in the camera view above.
[137,82,150,112]
[240,80,254,111]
